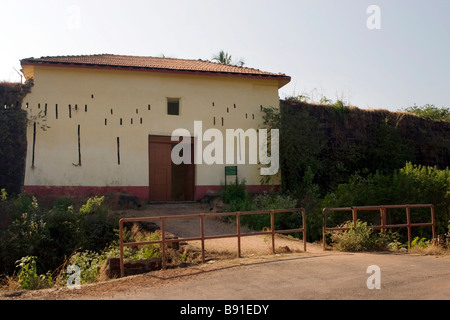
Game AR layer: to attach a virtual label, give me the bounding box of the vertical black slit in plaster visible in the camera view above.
[32,122,36,168]
[55,104,58,119]
[117,137,121,165]
[77,125,81,166]
[69,105,72,118]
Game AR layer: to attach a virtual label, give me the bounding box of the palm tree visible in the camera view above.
[212,50,245,67]
[212,50,233,65]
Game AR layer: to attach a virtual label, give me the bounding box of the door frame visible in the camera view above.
[148,135,195,201]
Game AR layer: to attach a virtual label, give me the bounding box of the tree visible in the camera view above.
[212,50,245,67]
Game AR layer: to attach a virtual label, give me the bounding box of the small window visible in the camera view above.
[167,98,180,116]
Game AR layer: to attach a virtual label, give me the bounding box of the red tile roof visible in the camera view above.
[21,54,290,86]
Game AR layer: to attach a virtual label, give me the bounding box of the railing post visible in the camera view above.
[322,208,327,251]
[271,210,275,254]
[200,215,205,264]
[380,207,386,234]
[406,206,412,251]
[352,207,358,229]
[302,209,307,252]
[161,217,166,269]
[431,205,436,245]
[236,212,241,258]
[119,219,124,278]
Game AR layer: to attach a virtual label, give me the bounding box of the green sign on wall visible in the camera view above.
[225,166,237,176]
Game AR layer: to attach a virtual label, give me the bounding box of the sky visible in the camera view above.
[1,0,449,111]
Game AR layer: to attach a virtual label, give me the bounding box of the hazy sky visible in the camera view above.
[1,0,449,111]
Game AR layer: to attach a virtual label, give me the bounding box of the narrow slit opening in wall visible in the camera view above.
[105,118,107,126]
[91,94,94,99]
[227,107,229,113]
[117,137,121,165]
[111,109,113,115]
[55,104,58,119]
[31,122,36,168]
[131,118,133,125]
[212,102,215,107]
[26,103,28,109]
[140,117,143,124]
[245,113,248,119]
[85,105,87,112]
[260,105,263,111]
[221,117,224,126]
[120,118,123,125]
[234,104,236,109]
[44,104,47,116]
[252,114,255,120]
[77,124,81,166]
[213,117,216,126]
[68,105,72,118]
[148,104,151,111]
[38,103,40,109]
[75,104,78,111]
[136,108,139,114]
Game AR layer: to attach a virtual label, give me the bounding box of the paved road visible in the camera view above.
[106,252,450,300]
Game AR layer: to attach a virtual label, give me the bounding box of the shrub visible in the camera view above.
[330,220,396,252]
[0,195,118,276]
[323,163,450,240]
[220,179,301,233]
[15,256,52,290]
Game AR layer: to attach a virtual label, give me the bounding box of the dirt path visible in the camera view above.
[2,203,450,301]
[117,202,321,256]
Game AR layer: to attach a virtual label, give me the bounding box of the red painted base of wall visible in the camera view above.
[24,185,281,202]
[194,185,281,200]
[23,186,150,202]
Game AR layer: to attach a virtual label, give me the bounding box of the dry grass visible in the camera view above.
[410,244,450,256]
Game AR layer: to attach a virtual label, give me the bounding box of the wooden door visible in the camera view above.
[148,135,195,201]
[148,137,172,201]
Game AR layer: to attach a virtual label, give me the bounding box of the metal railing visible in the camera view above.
[119,208,306,277]
[322,204,435,251]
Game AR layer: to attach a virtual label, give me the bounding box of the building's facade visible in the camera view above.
[20,54,290,201]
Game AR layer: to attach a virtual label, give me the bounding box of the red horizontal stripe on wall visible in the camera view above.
[23,186,149,202]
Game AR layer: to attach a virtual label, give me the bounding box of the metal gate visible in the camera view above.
[322,204,435,251]
[119,208,306,277]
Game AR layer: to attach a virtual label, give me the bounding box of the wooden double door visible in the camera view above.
[148,135,195,201]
